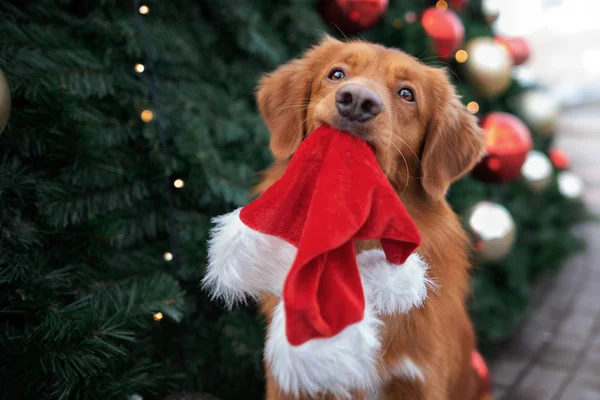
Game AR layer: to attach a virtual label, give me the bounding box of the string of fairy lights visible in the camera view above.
[442,0,479,114]
[134,2,183,322]
[436,0,479,115]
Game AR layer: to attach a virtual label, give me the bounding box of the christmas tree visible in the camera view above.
[0,0,588,399]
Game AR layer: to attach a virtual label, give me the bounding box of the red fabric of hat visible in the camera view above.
[240,124,421,346]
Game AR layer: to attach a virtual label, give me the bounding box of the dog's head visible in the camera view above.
[256,36,484,201]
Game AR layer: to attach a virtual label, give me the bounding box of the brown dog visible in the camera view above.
[255,36,486,400]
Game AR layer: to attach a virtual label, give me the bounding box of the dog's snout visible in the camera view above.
[335,84,383,123]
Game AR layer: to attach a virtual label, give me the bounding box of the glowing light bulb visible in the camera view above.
[134,63,145,73]
[139,5,149,14]
[467,101,480,114]
[163,252,173,261]
[173,179,185,189]
[455,50,469,63]
[153,312,163,321]
[436,1,448,11]
[141,109,153,122]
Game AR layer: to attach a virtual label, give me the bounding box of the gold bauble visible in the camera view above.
[465,201,516,261]
[0,68,10,135]
[518,90,559,137]
[463,37,513,98]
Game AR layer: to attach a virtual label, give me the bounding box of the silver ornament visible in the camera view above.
[521,150,553,192]
[518,90,559,137]
[511,65,537,87]
[482,0,501,23]
[558,171,584,200]
[466,201,516,261]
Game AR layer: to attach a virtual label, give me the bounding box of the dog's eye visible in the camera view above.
[328,69,345,81]
[398,88,415,102]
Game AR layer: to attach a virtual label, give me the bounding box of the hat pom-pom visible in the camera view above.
[358,249,437,315]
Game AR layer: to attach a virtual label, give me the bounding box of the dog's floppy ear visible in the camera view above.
[256,35,341,159]
[420,68,485,200]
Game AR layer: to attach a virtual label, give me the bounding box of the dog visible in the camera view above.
[254,36,487,400]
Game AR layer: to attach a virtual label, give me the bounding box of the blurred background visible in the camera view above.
[495,0,600,106]
[0,1,598,400]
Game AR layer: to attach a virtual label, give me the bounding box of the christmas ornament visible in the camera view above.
[482,0,500,23]
[512,65,537,87]
[422,8,465,59]
[0,68,11,136]
[320,0,389,32]
[472,350,491,394]
[405,11,418,24]
[549,147,571,170]
[558,171,584,200]
[472,112,533,183]
[518,89,559,137]
[449,0,468,11]
[495,36,531,66]
[462,37,513,97]
[521,150,553,192]
[204,125,430,397]
[465,201,515,261]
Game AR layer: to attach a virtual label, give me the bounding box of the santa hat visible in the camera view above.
[203,125,434,398]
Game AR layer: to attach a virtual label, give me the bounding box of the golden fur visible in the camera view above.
[255,36,487,400]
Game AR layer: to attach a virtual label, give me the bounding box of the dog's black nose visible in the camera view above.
[335,84,383,122]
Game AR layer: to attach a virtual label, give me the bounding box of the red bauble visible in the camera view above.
[449,0,469,11]
[471,350,491,394]
[321,0,389,32]
[422,8,465,59]
[549,147,571,170]
[472,112,533,183]
[495,36,531,66]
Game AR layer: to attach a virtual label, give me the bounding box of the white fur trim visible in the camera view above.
[203,208,434,315]
[364,357,425,400]
[265,302,383,399]
[392,356,425,382]
[357,249,437,315]
[202,208,296,307]
[363,386,383,400]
